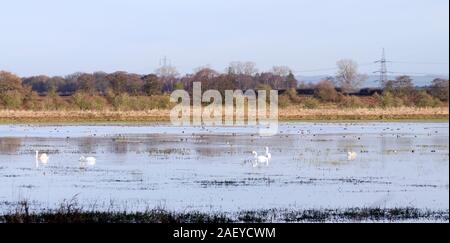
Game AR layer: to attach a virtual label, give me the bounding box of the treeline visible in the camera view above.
[15,66,299,96]
[295,76,449,109]
[0,60,448,110]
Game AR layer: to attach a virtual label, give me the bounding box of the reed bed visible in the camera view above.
[0,106,448,123]
[2,199,448,223]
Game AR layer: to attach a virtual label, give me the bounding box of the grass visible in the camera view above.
[0,106,448,123]
[278,106,449,121]
[1,200,448,223]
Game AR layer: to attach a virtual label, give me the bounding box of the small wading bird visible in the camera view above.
[79,156,96,167]
[35,150,49,168]
[252,147,272,167]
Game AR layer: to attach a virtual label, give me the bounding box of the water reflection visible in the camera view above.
[0,122,448,213]
[0,137,22,154]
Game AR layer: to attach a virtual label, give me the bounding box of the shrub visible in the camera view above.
[256,84,272,92]
[173,82,185,91]
[72,92,107,110]
[366,94,383,108]
[286,88,301,103]
[72,92,91,110]
[380,91,404,108]
[278,95,291,108]
[303,97,320,109]
[315,80,338,102]
[154,95,171,109]
[112,93,132,110]
[414,91,441,108]
[90,96,108,110]
[338,95,367,108]
[0,90,23,109]
[0,71,23,93]
[46,90,68,110]
[430,78,449,102]
[22,91,42,110]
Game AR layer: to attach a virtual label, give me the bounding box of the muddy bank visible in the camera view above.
[0,107,448,123]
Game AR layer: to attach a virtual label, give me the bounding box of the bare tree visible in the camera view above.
[226,62,258,90]
[106,72,128,94]
[155,65,179,78]
[384,75,414,95]
[77,73,96,94]
[335,59,367,93]
[22,75,51,93]
[192,67,219,90]
[125,73,144,95]
[142,74,163,95]
[430,78,449,101]
[227,61,258,76]
[272,66,291,77]
[286,71,298,89]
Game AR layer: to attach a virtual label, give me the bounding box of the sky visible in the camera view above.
[0,0,448,77]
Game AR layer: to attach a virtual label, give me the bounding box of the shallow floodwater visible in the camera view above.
[0,122,448,213]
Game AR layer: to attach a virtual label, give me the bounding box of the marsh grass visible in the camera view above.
[0,107,448,123]
[1,200,448,223]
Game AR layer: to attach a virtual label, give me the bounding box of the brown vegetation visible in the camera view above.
[0,106,447,123]
[2,199,448,223]
[0,65,448,122]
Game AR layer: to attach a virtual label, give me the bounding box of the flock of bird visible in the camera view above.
[35,150,96,168]
[249,147,357,168]
[32,125,364,169]
[34,147,358,169]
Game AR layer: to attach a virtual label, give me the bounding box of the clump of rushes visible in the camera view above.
[1,200,448,223]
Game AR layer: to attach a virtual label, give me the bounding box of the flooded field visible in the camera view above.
[0,122,448,218]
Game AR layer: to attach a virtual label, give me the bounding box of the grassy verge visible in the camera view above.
[0,107,448,123]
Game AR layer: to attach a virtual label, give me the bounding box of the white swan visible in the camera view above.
[35,150,49,167]
[347,151,357,161]
[79,156,96,166]
[252,147,271,167]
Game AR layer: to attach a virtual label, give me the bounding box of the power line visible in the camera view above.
[389,71,445,76]
[293,62,375,74]
[293,67,339,73]
[390,61,449,65]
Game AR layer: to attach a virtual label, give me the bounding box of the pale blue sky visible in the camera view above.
[0,0,448,76]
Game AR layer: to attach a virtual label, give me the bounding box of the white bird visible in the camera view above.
[347,151,357,161]
[35,150,49,167]
[252,147,271,167]
[79,156,96,167]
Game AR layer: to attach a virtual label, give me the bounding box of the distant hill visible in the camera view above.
[296,75,449,88]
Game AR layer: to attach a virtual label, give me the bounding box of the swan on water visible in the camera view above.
[35,150,49,167]
[251,147,271,167]
[79,156,96,166]
[347,151,357,161]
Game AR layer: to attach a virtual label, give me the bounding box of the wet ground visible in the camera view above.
[0,122,448,214]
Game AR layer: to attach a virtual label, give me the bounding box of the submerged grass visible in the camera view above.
[1,200,448,223]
